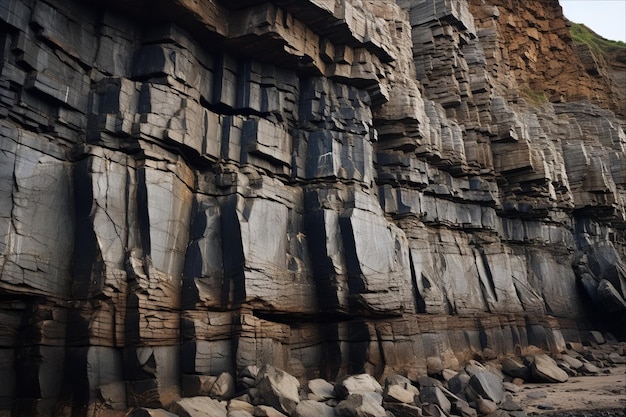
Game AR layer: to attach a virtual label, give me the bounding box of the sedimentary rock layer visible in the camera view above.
[0,0,624,414]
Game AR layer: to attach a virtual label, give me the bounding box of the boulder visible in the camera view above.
[416,376,443,389]
[448,372,470,396]
[256,365,300,415]
[293,400,336,417]
[557,361,578,377]
[467,372,504,404]
[457,404,477,417]
[587,331,606,345]
[558,354,583,370]
[385,374,417,392]
[383,384,416,404]
[476,398,498,415]
[182,373,236,400]
[334,374,383,399]
[336,393,387,417]
[305,379,335,401]
[580,362,600,375]
[382,402,423,417]
[500,394,523,412]
[419,386,451,414]
[529,355,568,383]
[99,381,127,410]
[426,357,444,376]
[441,369,457,382]
[209,373,237,400]
[500,358,530,380]
[171,397,228,417]
[421,403,446,417]
[502,382,521,393]
[240,366,260,388]
[464,361,488,377]
[228,399,255,413]
[597,280,626,312]
[254,405,288,417]
[608,352,626,365]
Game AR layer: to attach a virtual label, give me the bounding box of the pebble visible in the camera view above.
[526,391,547,399]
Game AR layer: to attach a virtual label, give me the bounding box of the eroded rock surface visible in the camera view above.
[0,0,625,415]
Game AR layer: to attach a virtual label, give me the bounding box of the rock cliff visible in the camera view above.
[0,0,625,415]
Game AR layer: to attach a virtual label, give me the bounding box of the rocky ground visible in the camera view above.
[123,339,626,417]
[519,366,626,416]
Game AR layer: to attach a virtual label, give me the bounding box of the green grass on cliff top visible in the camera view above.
[570,22,626,53]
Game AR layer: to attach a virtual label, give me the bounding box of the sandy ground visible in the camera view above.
[510,365,626,415]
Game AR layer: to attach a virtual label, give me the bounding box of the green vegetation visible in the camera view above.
[570,22,626,54]
[521,87,548,105]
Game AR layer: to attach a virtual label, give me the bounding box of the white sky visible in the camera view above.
[560,0,626,42]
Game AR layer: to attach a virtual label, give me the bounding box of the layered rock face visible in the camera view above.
[0,0,625,415]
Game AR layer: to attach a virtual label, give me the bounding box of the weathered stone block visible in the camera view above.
[0,125,74,297]
[125,346,180,408]
[339,207,414,314]
[242,118,291,167]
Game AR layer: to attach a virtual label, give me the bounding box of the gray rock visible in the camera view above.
[305,379,335,400]
[500,394,522,412]
[416,376,443,389]
[338,207,414,314]
[557,361,577,377]
[476,398,498,415]
[382,402,423,417]
[182,373,236,400]
[426,357,444,376]
[172,397,228,417]
[596,280,626,312]
[457,404,477,417]
[334,374,383,399]
[98,381,127,410]
[293,400,336,417]
[581,362,600,375]
[449,397,471,414]
[502,382,521,393]
[448,373,470,396]
[336,393,387,417]
[558,354,583,370]
[500,358,530,380]
[229,399,255,414]
[529,354,568,383]
[441,369,457,382]
[420,403,446,417]
[587,331,606,345]
[526,391,547,400]
[240,366,260,388]
[464,361,488,377]
[383,384,416,404]
[256,365,300,415]
[385,374,417,392]
[467,372,504,404]
[254,405,288,417]
[419,386,451,414]
[608,352,626,364]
